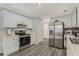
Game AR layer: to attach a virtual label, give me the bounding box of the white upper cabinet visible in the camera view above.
[3,10,33,28]
[71,8,76,27]
[77,6,79,27]
[71,14,76,27]
[16,15,33,28]
[3,10,17,27]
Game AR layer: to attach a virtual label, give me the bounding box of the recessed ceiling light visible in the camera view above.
[64,9,67,12]
[38,3,41,6]
[37,3,41,6]
[36,3,42,8]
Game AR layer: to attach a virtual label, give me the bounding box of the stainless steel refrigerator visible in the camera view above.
[49,21,64,49]
[49,23,55,47]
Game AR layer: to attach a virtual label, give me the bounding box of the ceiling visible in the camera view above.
[0,3,78,19]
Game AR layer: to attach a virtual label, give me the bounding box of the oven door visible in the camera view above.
[20,36,30,47]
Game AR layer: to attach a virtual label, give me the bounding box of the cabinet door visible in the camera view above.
[3,10,17,27]
[3,37,19,56]
[71,8,76,27]
[22,17,33,28]
[77,6,79,26]
[16,14,33,28]
[3,10,33,28]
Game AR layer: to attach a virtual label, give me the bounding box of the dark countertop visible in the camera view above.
[69,37,79,44]
[19,34,30,37]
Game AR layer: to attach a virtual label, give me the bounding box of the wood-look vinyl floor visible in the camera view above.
[12,39,66,56]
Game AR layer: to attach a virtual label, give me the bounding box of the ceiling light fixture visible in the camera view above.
[38,3,41,6]
[64,9,67,12]
[37,3,41,6]
[36,3,42,8]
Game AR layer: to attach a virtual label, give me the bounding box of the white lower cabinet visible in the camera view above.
[3,36,19,56]
[67,40,73,56]
[3,10,17,27]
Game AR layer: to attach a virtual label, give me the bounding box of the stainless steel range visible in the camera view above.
[15,30,30,50]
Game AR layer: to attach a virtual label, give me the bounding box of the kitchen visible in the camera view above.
[0,4,43,56]
[0,3,79,56]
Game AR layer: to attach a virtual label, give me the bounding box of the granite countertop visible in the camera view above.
[69,37,79,44]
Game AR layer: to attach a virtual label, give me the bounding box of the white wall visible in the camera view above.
[43,22,49,39]
[71,8,76,27]
[32,17,43,44]
[77,5,79,26]
[42,19,50,39]
[37,19,43,43]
